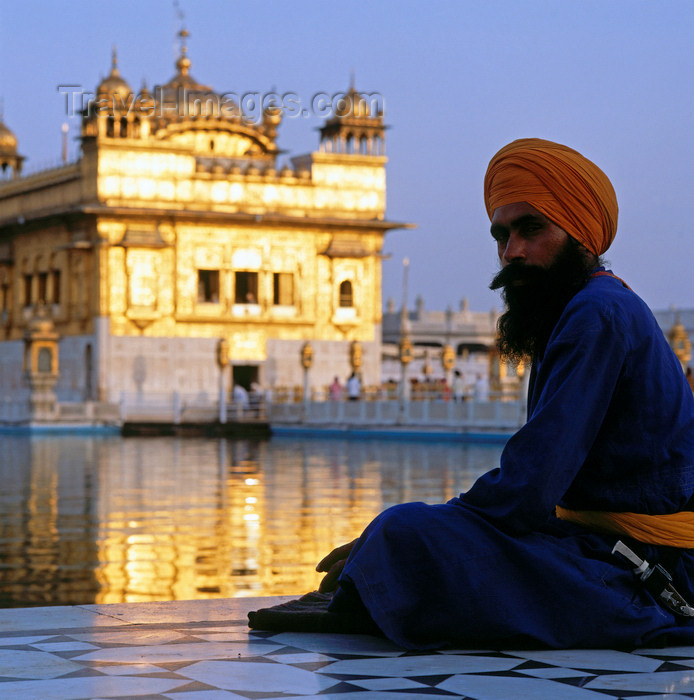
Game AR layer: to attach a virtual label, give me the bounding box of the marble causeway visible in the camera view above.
[0,598,694,698]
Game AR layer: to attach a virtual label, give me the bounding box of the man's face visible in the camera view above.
[490,202,570,269]
[488,203,595,362]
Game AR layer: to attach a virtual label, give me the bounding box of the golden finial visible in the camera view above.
[175,29,191,75]
[110,46,120,75]
[178,28,190,56]
[173,0,190,70]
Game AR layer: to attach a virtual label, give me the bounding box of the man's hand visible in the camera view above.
[316,539,357,592]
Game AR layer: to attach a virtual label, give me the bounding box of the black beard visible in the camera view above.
[489,239,595,363]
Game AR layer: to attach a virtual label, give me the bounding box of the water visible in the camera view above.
[0,433,504,607]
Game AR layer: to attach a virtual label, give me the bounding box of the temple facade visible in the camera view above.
[0,33,408,413]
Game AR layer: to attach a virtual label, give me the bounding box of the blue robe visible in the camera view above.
[331,271,694,649]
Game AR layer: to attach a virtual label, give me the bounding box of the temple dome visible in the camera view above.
[0,114,24,176]
[0,119,18,154]
[335,86,371,119]
[97,48,132,101]
[156,29,240,120]
[163,30,209,92]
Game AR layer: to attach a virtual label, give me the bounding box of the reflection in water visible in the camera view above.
[0,434,503,607]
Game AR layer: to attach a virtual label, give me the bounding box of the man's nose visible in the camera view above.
[501,233,526,264]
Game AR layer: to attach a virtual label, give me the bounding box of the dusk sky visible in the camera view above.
[1,0,692,315]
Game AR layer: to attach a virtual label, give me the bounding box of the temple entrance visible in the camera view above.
[232,365,262,416]
[232,365,258,391]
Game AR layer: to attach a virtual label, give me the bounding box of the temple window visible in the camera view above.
[339,280,353,307]
[52,270,61,304]
[235,271,258,304]
[23,274,32,307]
[38,272,48,304]
[106,116,115,137]
[273,272,294,306]
[197,269,220,303]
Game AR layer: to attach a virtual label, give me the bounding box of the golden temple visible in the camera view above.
[0,31,410,413]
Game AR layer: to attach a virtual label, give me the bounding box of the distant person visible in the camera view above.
[249,381,264,414]
[474,373,489,401]
[452,369,466,402]
[329,376,343,401]
[346,372,361,401]
[232,383,249,410]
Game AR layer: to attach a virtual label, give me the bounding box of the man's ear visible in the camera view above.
[573,238,599,269]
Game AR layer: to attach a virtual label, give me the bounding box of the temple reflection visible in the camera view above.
[0,435,501,606]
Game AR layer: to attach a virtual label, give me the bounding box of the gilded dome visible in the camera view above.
[97,48,132,101]
[335,86,370,119]
[0,119,18,154]
[156,29,241,120]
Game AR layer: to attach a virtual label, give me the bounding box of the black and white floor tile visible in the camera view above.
[0,598,693,698]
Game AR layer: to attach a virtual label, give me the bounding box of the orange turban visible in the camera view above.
[484,138,618,256]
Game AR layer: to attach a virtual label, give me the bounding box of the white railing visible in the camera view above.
[0,391,524,433]
[118,390,524,432]
[0,398,120,426]
[269,384,523,404]
[118,391,266,424]
[268,398,526,433]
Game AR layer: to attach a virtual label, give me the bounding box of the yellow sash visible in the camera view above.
[555,505,694,548]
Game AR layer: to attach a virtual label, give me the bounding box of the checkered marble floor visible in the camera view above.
[1,598,694,699]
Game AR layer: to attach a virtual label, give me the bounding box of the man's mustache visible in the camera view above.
[489,263,548,291]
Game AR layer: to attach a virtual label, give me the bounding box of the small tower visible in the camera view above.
[83,48,135,140]
[318,81,386,156]
[668,313,692,370]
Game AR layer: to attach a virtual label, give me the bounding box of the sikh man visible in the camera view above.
[250,138,694,649]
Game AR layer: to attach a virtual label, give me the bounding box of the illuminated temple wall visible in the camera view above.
[0,46,407,401]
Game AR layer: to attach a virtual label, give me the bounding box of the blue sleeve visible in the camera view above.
[457,295,628,535]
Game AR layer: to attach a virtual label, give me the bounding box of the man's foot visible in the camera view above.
[248,590,380,635]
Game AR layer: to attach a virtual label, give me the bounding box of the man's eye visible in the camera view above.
[522,225,542,235]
